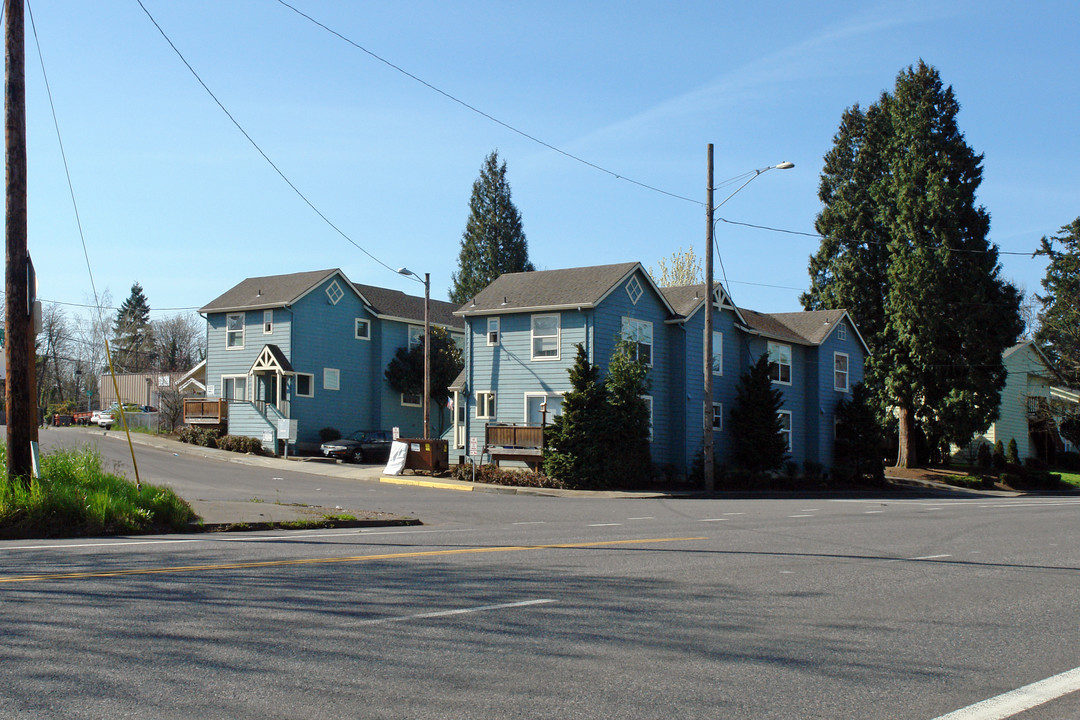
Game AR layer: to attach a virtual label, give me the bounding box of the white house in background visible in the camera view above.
[960,341,1078,462]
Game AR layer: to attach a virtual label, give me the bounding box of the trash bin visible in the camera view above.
[399,438,449,474]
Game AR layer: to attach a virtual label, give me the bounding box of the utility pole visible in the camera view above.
[703,144,715,492]
[5,0,34,481]
[422,272,430,439]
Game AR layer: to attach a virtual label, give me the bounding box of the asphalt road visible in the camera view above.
[2,427,1078,719]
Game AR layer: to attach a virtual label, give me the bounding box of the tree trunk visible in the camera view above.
[896,404,918,468]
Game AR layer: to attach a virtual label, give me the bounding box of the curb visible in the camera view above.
[191,517,423,534]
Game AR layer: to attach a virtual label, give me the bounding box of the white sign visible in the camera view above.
[207,384,215,396]
[261,431,273,445]
[469,436,478,457]
[392,426,400,440]
[384,441,408,475]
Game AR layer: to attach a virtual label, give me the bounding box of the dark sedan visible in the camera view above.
[320,430,394,463]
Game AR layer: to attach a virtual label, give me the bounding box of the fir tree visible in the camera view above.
[834,382,884,481]
[112,282,154,372]
[1034,218,1080,386]
[729,355,787,474]
[543,345,609,486]
[801,61,1022,467]
[603,339,652,485]
[449,151,534,304]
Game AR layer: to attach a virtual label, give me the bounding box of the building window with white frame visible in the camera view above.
[778,410,792,453]
[621,317,653,365]
[401,392,421,407]
[408,325,423,351]
[226,313,245,349]
[222,375,247,401]
[323,368,340,391]
[711,331,723,375]
[355,318,370,340]
[263,310,273,334]
[325,280,344,305]
[294,373,314,398]
[476,391,496,419]
[768,341,792,384]
[834,352,849,392]
[531,314,560,360]
[712,402,723,431]
[837,322,847,341]
[487,317,500,346]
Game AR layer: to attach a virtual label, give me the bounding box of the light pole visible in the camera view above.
[703,144,793,491]
[397,267,430,439]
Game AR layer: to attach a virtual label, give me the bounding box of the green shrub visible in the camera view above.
[1006,438,1020,465]
[452,462,566,489]
[992,440,1006,470]
[803,461,825,482]
[976,443,992,469]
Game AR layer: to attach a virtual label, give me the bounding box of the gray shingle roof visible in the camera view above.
[455,262,642,316]
[738,308,849,345]
[199,268,462,329]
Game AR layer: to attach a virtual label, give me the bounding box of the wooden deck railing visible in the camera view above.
[183,398,228,425]
[484,423,544,470]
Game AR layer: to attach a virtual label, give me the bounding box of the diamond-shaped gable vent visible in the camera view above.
[326,280,344,305]
[626,276,643,305]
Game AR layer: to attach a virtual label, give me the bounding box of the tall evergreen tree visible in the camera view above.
[449,151,534,304]
[112,282,155,372]
[1034,218,1080,386]
[802,61,1022,467]
[604,339,652,485]
[543,345,609,486]
[729,355,787,474]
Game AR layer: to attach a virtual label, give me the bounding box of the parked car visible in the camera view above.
[320,430,393,463]
[92,403,140,430]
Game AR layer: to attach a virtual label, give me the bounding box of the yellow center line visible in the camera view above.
[0,536,707,584]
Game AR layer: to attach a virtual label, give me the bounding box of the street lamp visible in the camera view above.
[397,267,430,439]
[703,145,793,491]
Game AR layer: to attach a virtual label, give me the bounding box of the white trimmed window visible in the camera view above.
[323,368,340,391]
[487,317,500,346]
[834,352,850,392]
[526,394,563,425]
[768,342,792,384]
[401,392,421,407]
[326,280,344,305]
[625,276,644,305]
[263,310,273,334]
[531,314,560,360]
[222,375,247,401]
[408,325,423,352]
[476,391,496,419]
[711,331,723,375]
[226,313,245,349]
[712,403,723,431]
[837,322,847,341]
[355,318,370,340]
[778,410,792,453]
[294,373,314,398]
[621,317,653,365]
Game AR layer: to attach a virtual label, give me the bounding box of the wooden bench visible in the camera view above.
[485,423,544,471]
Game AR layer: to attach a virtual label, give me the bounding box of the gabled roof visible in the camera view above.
[199,269,351,313]
[199,268,462,329]
[355,283,462,329]
[454,262,675,317]
[660,282,747,325]
[737,308,870,353]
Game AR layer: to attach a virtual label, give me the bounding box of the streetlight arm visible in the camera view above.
[712,162,793,211]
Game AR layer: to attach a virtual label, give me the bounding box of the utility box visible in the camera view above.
[399,438,449,474]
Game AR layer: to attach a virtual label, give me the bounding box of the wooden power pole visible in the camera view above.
[6,0,34,481]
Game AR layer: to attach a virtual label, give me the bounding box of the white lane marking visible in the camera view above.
[788,514,814,518]
[352,599,556,626]
[864,510,884,514]
[723,512,744,516]
[697,518,727,522]
[512,521,545,525]
[627,517,654,521]
[911,554,952,561]
[800,508,820,512]
[589,523,622,527]
[932,666,1080,720]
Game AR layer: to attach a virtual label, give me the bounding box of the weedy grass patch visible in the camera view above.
[0,444,195,538]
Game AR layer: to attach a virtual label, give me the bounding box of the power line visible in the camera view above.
[134,0,404,279]
[274,0,704,207]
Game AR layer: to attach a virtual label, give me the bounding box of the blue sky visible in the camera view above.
[17,0,1079,323]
